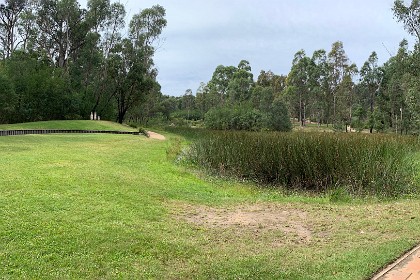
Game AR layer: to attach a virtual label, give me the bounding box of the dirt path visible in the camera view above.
[147,131,166,140]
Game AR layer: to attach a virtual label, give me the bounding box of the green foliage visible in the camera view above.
[393,0,420,42]
[204,101,291,132]
[0,1,166,125]
[0,69,16,124]
[266,99,292,132]
[189,131,419,197]
[138,127,150,137]
[204,105,266,131]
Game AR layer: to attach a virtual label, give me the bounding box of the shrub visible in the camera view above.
[204,105,265,131]
[266,99,292,132]
[204,102,291,132]
[139,127,149,137]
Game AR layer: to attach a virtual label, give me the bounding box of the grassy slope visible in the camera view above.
[0,120,136,131]
[0,123,419,279]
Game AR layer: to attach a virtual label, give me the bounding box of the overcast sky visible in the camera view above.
[82,0,414,96]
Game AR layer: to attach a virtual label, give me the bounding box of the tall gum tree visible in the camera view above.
[286,50,315,126]
[393,0,420,42]
[111,5,167,123]
[360,51,382,133]
[0,0,26,59]
[328,41,351,126]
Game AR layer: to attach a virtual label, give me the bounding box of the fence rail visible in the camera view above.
[0,130,140,136]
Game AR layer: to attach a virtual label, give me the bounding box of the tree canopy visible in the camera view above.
[0,0,166,123]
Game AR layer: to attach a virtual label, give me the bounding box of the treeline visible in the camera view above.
[139,0,420,134]
[134,60,292,131]
[143,38,420,134]
[2,0,420,134]
[0,0,166,124]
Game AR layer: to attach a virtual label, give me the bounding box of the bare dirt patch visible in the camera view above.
[173,203,312,244]
[148,131,166,140]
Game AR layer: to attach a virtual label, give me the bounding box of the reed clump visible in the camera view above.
[189,131,419,197]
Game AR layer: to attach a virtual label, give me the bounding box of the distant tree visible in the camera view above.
[227,60,254,104]
[180,88,195,120]
[328,41,351,126]
[311,49,330,124]
[360,52,382,133]
[90,1,126,115]
[251,85,274,112]
[393,0,420,42]
[256,70,286,100]
[286,50,315,126]
[207,64,237,105]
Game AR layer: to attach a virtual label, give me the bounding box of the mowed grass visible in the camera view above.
[1,127,420,279]
[0,120,136,131]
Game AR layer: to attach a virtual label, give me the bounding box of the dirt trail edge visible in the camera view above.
[371,244,420,279]
[147,131,166,140]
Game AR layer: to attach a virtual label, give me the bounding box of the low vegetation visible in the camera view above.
[204,100,291,132]
[1,121,420,279]
[189,131,420,197]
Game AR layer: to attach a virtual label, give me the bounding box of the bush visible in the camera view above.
[188,131,419,197]
[204,105,265,131]
[204,102,291,132]
[266,99,292,132]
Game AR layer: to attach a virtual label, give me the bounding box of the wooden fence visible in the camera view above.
[0,130,140,136]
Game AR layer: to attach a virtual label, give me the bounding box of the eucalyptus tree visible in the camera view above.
[256,70,286,101]
[311,49,329,124]
[253,70,286,113]
[251,85,273,112]
[180,88,194,115]
[89,1,125,115]
[227,60,254,104]
[207,64,237,105]
[110,5,167,123]
[35,0,89,68]
[16,0,37,52]
[0,0,27,59]
[195,82,210,114]
[286,50,315,126]
[393,0,420,42]
[338,63,358,131]
[328,41,352,126]
[359,52,382,133]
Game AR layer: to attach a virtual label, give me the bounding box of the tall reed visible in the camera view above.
[189,131,419,196]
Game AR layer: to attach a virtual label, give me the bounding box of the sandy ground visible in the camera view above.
[148,131,166,140]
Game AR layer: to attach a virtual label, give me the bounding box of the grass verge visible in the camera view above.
[0,120,136,131]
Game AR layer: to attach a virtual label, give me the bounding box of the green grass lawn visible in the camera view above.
[0,120,136,131]
[1,123,420,279]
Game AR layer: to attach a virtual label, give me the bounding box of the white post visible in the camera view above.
[90,112,93,120]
